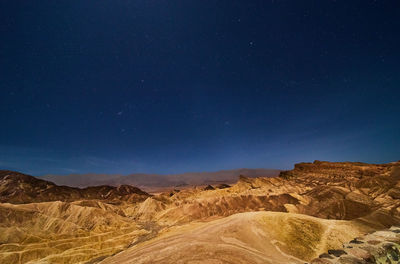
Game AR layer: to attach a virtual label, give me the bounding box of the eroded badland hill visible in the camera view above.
[1,161,400,263]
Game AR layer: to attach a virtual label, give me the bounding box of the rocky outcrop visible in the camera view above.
[275,161,400,222]
[203,184,215,190]
[311,226,400,263]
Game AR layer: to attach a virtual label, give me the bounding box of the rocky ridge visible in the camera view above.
[311,226,400,264]
[0,170,149,204]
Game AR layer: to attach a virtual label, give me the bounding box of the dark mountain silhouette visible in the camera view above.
[41,168,281,191]
[0,170,149,204]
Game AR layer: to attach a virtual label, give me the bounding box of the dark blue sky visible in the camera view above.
[1,1,399,175]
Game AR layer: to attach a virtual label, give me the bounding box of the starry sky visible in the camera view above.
[1,1,399,176]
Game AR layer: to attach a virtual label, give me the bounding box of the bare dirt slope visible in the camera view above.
[101,211,373,264]
[0,201,149,264]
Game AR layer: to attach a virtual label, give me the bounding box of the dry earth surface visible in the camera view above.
[1,160,400,263]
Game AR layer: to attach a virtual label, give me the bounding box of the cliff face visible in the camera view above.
[275,161,400,222]
[280,160,396,182]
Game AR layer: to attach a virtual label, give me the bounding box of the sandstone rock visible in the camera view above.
[203,185,215,191]
[328,249,347,257]
[345,247,371,260]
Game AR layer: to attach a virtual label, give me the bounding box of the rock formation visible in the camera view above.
[311,226,400,263]
[0,160,399,263]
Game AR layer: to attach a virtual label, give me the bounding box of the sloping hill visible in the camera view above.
[0,171,151,264]
[0,201,150,264]
[100,211,374,264]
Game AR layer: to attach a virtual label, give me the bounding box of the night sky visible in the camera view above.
[1,1,399,175]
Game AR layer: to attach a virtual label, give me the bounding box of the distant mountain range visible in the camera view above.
[0,170,149,204]
[41,168,281,191]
